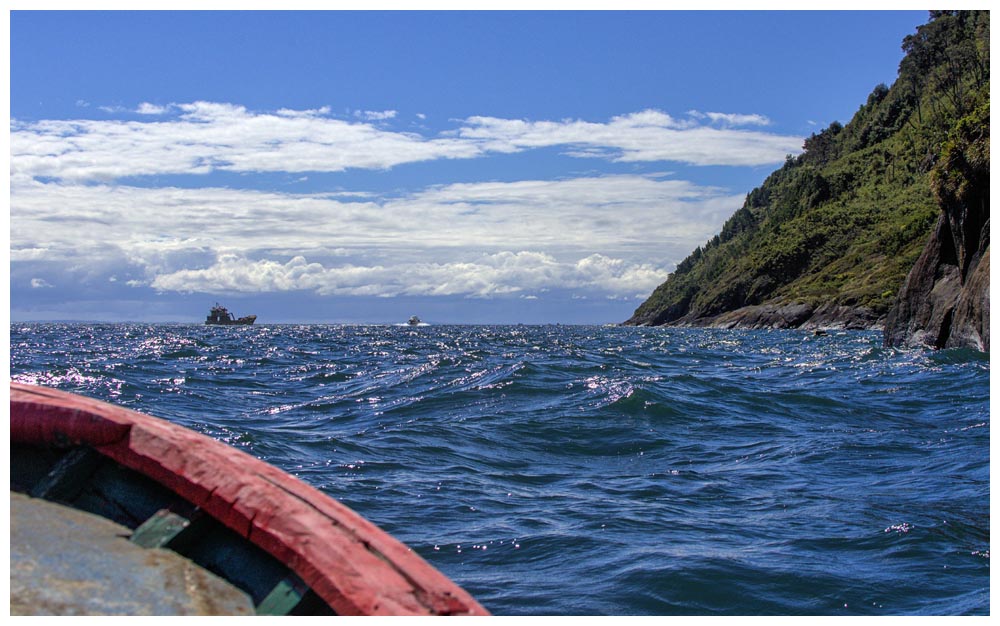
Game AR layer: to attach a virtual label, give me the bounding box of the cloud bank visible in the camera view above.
[11,102,803,182]
[149,251,672,299]
[10,102,799,309]
[455,110,798,165]
[11,172,738,300]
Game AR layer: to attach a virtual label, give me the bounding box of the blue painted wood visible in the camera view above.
[30,447,102,501]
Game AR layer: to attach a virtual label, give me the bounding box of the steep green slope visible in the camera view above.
[627,11,989,328]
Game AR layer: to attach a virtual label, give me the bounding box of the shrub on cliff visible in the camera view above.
[627,10,989,328]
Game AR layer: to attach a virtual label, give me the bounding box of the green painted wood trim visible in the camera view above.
[130,508,194,548]
[255,573,310,615]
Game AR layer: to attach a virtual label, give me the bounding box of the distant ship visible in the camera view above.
[205,303,257,325]
[408,315,422,326]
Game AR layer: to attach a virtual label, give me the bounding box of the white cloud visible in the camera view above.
[175,101,249,121]
[277,105,332,118]
[456,109,800,166]
[354,109,398,121]
[687,110,772,127]
[30,278,53,288]
[709,112,770,126]
[10,103,480,182]
[11,173,738,259]
[10,172,736,300]
[10,102,794,306]
[10,103,803,183]
[149,251,672,299]
[11,247,49,261]
[136,102,171,115]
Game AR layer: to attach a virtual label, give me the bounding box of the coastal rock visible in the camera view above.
[883,220,989,351]
[883,101,989,352]
[883,217,961,348]
[711,302,815,330]
[800,303,882,330]
[947,247,990,350]
[664,301,882,331]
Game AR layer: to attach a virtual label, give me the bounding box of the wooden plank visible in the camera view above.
[30,447,103,501]
[131,507,198,549]
[255,573,310,615]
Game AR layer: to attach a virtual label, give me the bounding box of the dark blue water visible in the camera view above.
[9,323,989,615]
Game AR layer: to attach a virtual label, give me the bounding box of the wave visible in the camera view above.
[9,323,989,615]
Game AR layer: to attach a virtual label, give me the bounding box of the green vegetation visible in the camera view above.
[627,11,990,326]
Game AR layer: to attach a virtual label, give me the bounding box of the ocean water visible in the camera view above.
[9,323,990,615]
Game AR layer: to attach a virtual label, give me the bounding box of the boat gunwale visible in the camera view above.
[9,382,489,616]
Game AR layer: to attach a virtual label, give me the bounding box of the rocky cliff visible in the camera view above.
[883,102,990,350]
[625,11,989,351]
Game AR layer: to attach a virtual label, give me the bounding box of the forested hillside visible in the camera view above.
[626,11,989,333]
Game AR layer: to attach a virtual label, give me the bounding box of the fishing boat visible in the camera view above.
[9,382,489,616]
[205,304,256,325]
[408,316,422,326]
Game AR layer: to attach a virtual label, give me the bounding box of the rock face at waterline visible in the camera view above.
[708,302,882,331]
[883,99,990,351]
[625,11,989,351]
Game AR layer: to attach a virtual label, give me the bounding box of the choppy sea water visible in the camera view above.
[9,323,990,615]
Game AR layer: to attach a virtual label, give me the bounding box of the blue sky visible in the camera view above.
[9,9,930,324]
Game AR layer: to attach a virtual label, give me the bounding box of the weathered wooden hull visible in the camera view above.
[9,382,489,616]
